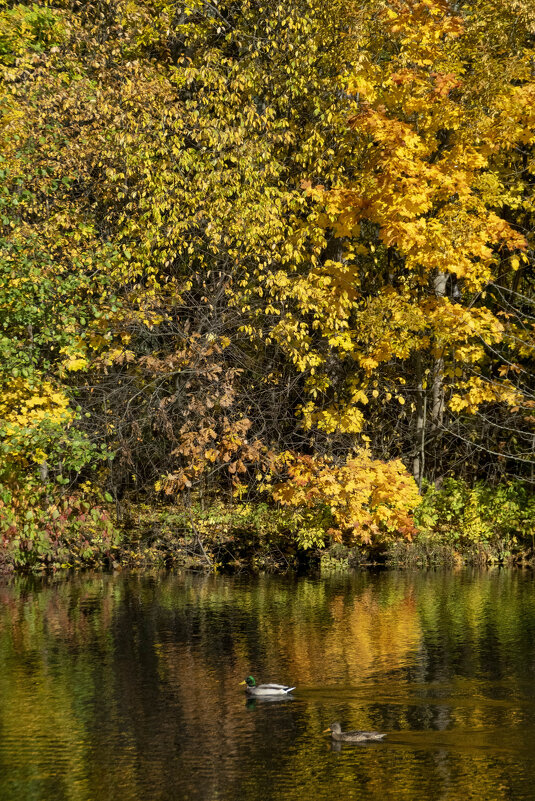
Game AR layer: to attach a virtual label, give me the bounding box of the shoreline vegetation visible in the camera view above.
[1,0,535,571]
[1,478,534,573]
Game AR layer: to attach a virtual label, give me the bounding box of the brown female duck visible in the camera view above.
[323,722,386,743]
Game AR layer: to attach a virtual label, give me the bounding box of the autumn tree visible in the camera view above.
[274,0,535,488]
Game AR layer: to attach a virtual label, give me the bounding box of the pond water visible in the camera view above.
[1,569,535,801]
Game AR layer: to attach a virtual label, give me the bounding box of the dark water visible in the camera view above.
[1,570,535,801]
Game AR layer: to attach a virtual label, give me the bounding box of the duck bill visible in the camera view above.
[239,680,246,686]
[322,727,331,733]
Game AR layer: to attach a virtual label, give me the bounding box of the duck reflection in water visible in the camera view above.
[246,694,294,710]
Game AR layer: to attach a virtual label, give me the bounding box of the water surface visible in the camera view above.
[1,569,535,801]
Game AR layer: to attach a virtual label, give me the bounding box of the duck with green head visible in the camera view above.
[240,675,295,697]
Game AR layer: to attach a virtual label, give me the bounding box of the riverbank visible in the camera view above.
[2,484,534,573]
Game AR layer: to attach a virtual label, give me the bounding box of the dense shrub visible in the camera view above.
[415,478,535,552]
[0,481,121,570]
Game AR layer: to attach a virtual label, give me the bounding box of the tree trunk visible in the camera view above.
[432,272,447,429]
[412,352,427,489]
[39,461,49,484]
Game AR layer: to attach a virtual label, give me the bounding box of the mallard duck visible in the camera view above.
[240,675,295,697]
[323,722,386,743]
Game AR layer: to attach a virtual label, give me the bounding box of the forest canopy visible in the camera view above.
[1,0,534,568]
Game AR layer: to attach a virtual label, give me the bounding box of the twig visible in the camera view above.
[186,509,212,568]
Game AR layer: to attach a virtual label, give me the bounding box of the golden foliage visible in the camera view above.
[274,451,420,545]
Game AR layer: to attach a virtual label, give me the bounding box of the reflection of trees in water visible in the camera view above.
[0,571,534,800]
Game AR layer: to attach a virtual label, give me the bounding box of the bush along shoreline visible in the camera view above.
[1,478,534,574]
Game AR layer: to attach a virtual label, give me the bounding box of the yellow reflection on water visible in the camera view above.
[0,570,534,801]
